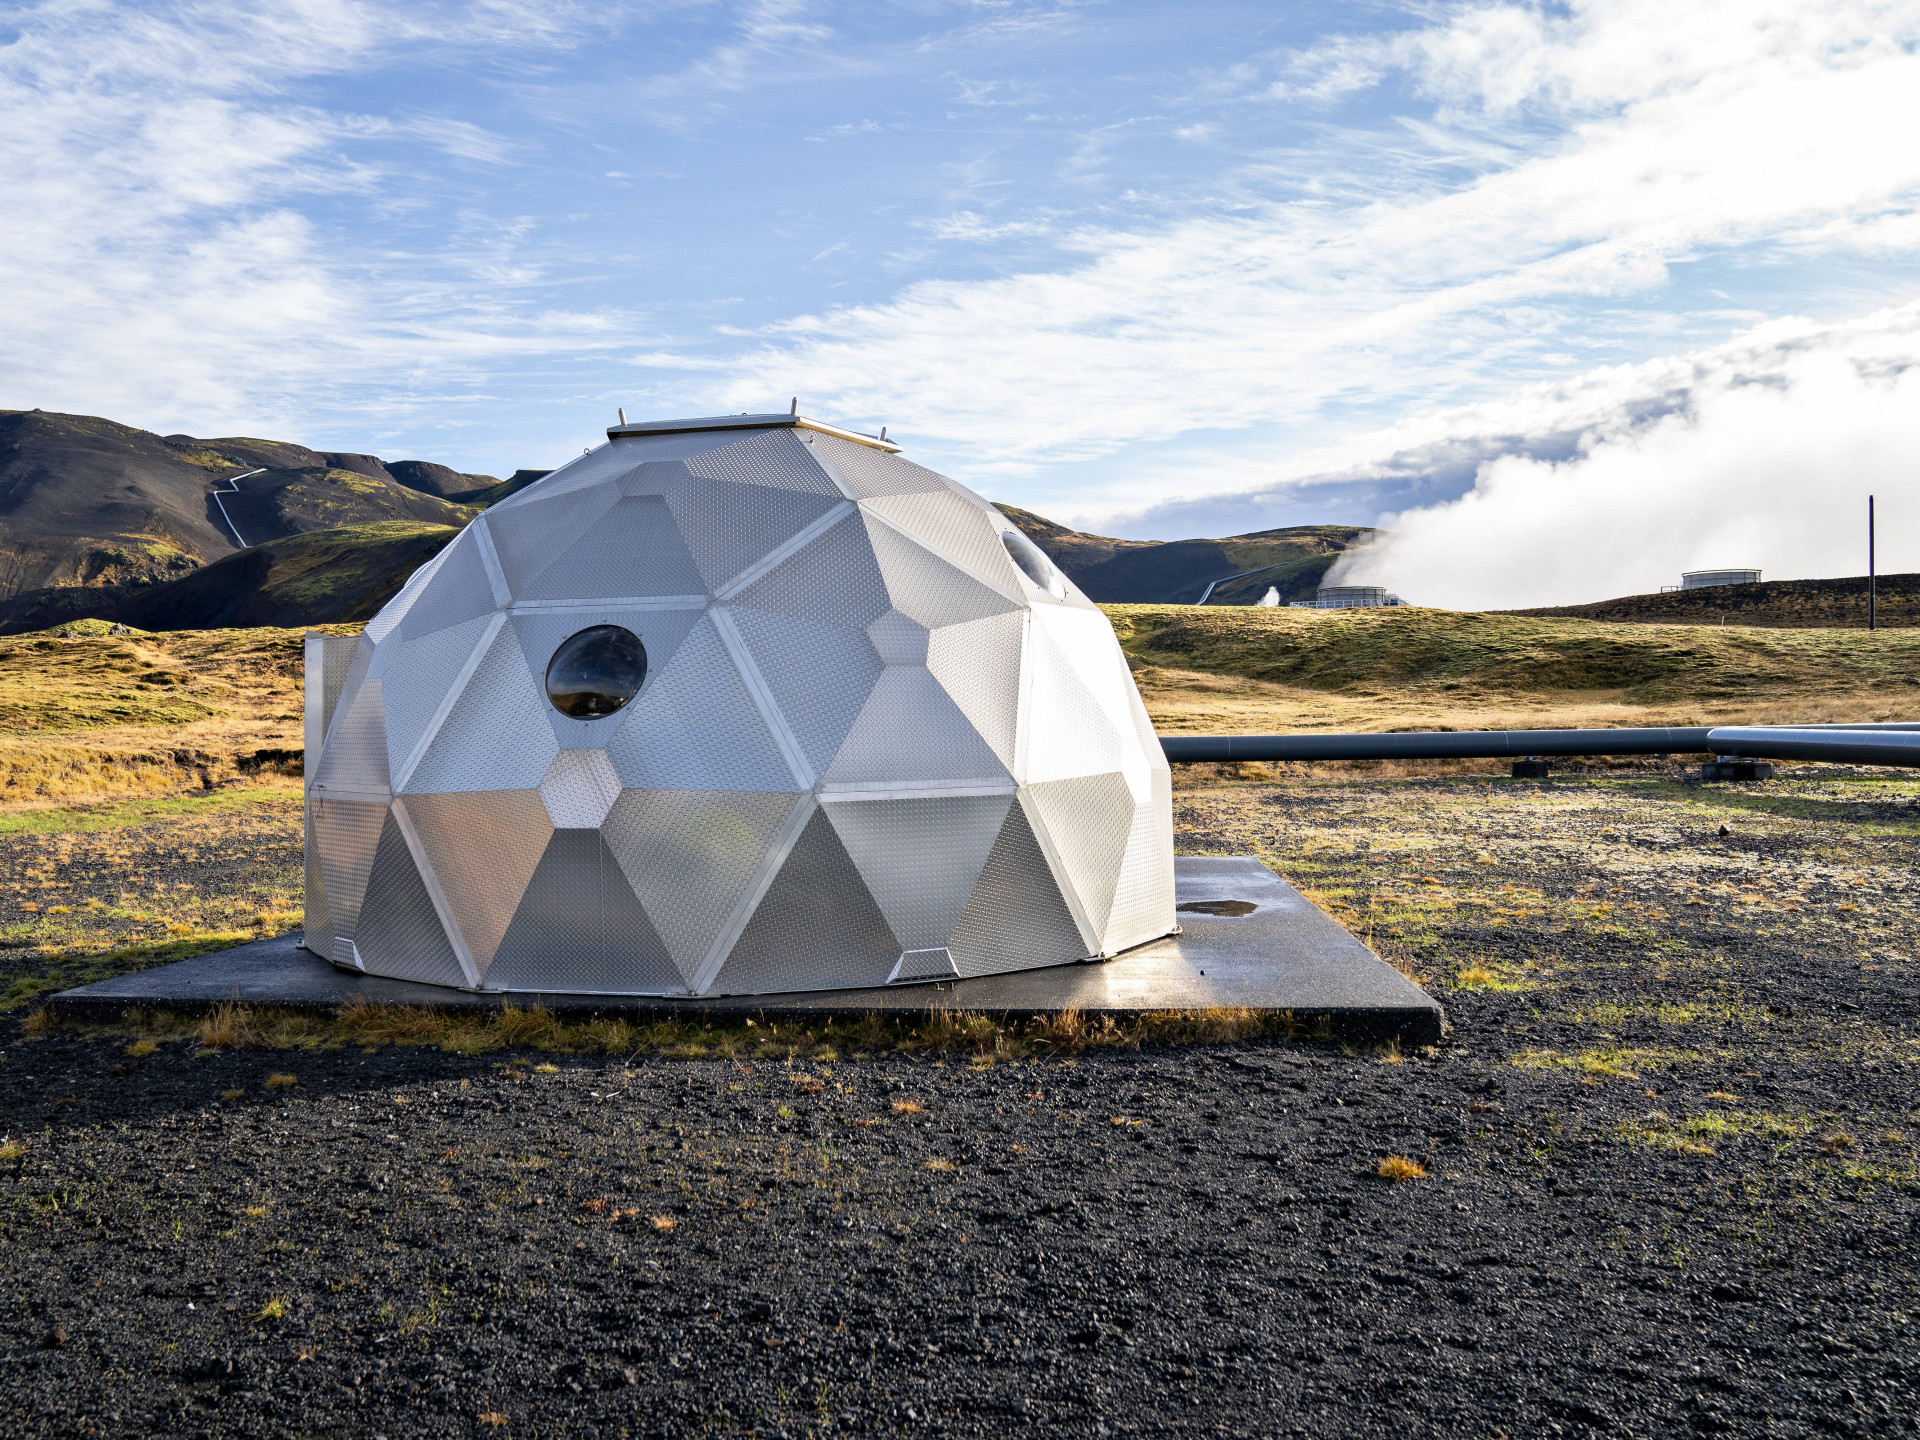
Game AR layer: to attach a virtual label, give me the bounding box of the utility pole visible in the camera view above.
[1869,494,1877,632]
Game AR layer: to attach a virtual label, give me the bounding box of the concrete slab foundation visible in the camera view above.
[51,857,1444,1043]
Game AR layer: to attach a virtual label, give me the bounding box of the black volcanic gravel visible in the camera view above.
[2,770,1918,1438]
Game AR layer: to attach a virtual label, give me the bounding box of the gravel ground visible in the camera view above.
[3,769,1918,1438]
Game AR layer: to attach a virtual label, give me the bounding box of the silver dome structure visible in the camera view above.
[302,411,1175,996]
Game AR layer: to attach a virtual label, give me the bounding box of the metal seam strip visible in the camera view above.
[687,794,817,995]
[509,596,708,612]
[307,784,391,804]
[712,500,856,601]
[1012,609,1035,781]
[472,518,513,608]
[818,781,1016,801]
[390,799,480,989]
[709,607,817,791]
[391,611,508,795]
[1014,788,1102,955]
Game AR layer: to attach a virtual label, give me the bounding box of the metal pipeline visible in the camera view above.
[1158,722,1920,767]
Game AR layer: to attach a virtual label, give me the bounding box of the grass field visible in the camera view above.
[1110,603,1920,733]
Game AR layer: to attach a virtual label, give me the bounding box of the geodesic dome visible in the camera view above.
[302,412,1174,996]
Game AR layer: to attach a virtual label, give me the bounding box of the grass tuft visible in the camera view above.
[264,1072,298,1089]
[1376,1155,1427,1182]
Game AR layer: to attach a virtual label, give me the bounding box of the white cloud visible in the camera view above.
[1326,301,1920,608]
[714,0,1920,480]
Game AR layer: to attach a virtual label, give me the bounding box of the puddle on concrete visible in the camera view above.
[1176,899,1259,917]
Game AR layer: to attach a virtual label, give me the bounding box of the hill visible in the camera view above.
[1504,573,1920,628]
[0,409,516,634]
[1106,603,1920,736]
[994,505,1378,604]
[104,522,461,631]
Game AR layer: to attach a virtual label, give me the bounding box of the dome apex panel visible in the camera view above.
[309,411,1174,997]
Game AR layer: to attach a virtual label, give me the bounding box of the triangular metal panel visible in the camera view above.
[601,789,805,986]
[487,829,683,993]
[363,542,452,645]
[803,432,949,499]
[1022,771,1137,940]
[925,610,1026,770]
[485,484,622,591]
[516,495,707,601]
[373,614,494,781]
[666,474,844,591]
[685,428,842,497]
[354,814,467,987]
[946,796,1090,978]
[602,615,802,793]
[860,490,1027,600]
[311,675,391,799]
[397,529,499,642]
[728,607,882,778]
[399,789,552,978]
[1020,619,1128,785]
[824,793,1012,951]
[617,459,692,497]
[303,834,333,964]
[487,441,663,514]
[863,515,1022,628]
[731,509,892,629]
[308,797,389,949]
[1101,768,1177,954]
[705,806,901,995]
[1028,603,1154,797]
[823,666,1010,787]
[402,627,558,794]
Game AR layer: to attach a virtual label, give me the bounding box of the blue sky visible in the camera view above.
[4,1,1920,604]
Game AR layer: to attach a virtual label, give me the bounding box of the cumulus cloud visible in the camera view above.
[1324,303,1920,608]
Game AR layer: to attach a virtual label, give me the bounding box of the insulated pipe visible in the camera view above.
[1157,722,1920,766]
[1705,727,1920,768]
[1157,727,1714,763]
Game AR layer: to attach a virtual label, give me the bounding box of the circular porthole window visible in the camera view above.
[545,625,648,718]
[1000,529,1068,599]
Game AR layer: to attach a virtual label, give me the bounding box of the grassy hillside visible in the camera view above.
[995,504,1378,604]
[1106,604,1920,735]
[106,521,459,631]
[1506,573,1920,629]
[217,469,474,547]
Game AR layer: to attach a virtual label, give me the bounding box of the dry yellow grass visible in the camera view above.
[1377,1155,1428,1182]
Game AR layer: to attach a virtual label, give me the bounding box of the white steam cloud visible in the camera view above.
[1325,302,1920,610]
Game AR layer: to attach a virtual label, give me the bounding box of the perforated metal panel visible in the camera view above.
[487,484,623,591]
[861,490,1027,598]
[310,675,391,800]
[706,806,901,995]
[866,610,928,665]
[309,798,389,948]
[925,610,1025,770]
[517,496,706,602]
[602,615,802,793]
[488,829,683,993]
[824,793,1011,950]
[362,542,453,645]
[864,514,1021,628]
[616,459,691,497]
[354,815,467,987]
[946,796,1090,978]
[732,510,892,629]
[803,432,949,499]
[667,475,843,591]
[399,789,553,977]
[303,837,333,962]
[487,440,657,512]
[1102,766,1177,954]
[538,749,622,829]
[398,530,500,642]
[891,948,958,983]
[687,428,842,497]
[1023,771,1136,941]
[601,789,804,986]
[1021,619,1126,785]
[375,614,493,781]
[823,667,1010,788]
[728,607,881,778]
[304,633,359,769]
[402,628,558,794]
